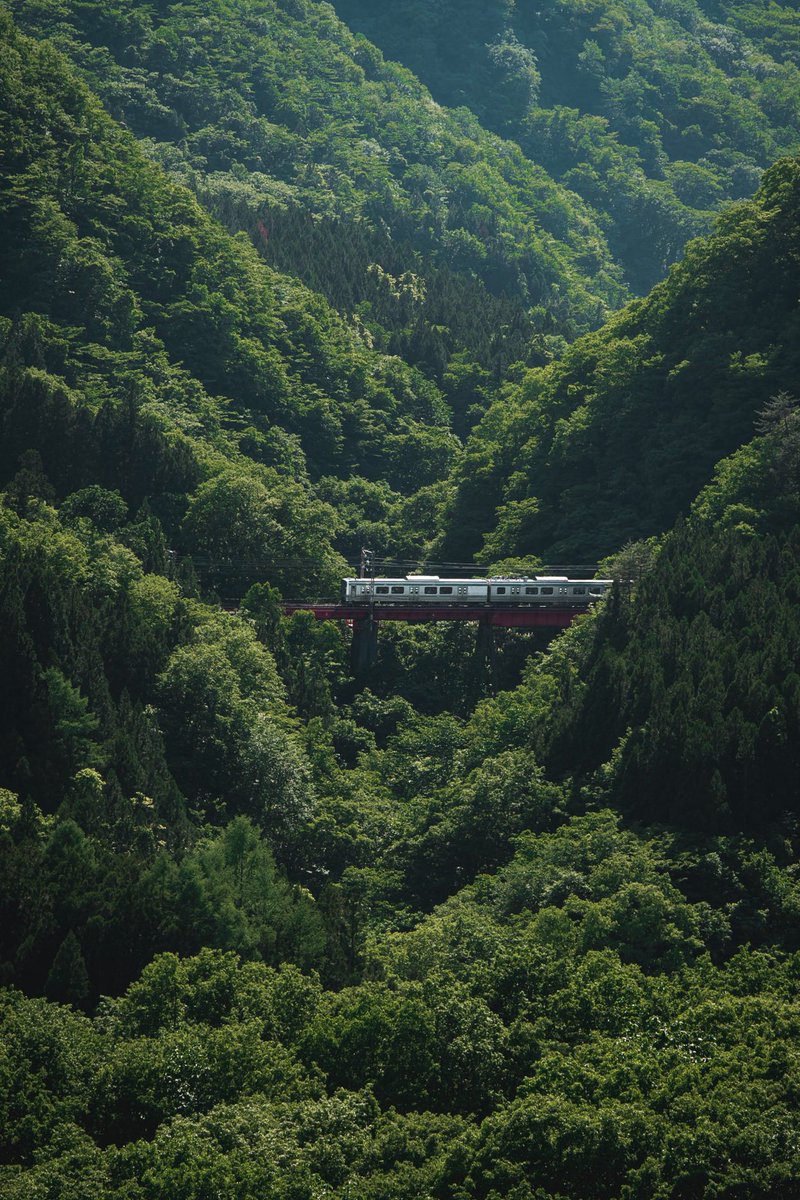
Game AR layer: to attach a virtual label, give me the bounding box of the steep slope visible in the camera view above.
[334,0,800,293]
[437,156,800,562]
[0,14,379,1001]
[8,0,628,433]
[542,409,800,830]
[0,12,470,581]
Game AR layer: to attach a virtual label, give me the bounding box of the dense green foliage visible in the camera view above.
[546,405,800,828]
[335,0,800,292]
[439,157,800,562]
[2,1,800,1198]
[9,0,631,443]
[0,497,336,996]
[5,840,800,1197]
[0,11,475,577]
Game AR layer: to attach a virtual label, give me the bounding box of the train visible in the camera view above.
[341,575,613,606]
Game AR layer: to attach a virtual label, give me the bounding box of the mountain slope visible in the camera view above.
[7,0,631,434]
[437,156,800,562]
[543,410,800,829]
[0,11,474,582]
[334,0,800,292]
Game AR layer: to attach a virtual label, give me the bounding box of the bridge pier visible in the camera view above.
[351,615,379,676]
[474,618,498,694]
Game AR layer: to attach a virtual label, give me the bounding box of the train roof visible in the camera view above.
[343,575,613,583]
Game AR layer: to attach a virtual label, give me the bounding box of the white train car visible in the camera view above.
[487,577,612,604]
[342,576,612,606]
[342,577,487,603]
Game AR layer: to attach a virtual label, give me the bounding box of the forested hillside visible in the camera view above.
[9,0,631,441]
[2,0,800,1197]
[334,0,800,292]
[438,157,800,562]
[0,12,472,575]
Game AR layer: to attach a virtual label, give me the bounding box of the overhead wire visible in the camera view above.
[170,551,600,574]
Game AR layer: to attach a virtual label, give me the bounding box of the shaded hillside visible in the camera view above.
[543,407,800,830]
[437,157,800,562]
[334,0,800,293]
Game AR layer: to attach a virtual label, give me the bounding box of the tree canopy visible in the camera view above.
[2,1,800,1197]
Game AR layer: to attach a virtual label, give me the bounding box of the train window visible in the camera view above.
[424,586,437,594]
[512,587,520,594]
[391,586,404,594]
[375,586,389,594]
[572,586,586,595]
[439,586,453,595]
[525,586,539,595]
[410,586,419,594]
[495,586,506,595]
[457,586,466,594]
[540,586,553,595]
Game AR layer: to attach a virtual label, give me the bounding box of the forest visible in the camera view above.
[1,0,800,1197]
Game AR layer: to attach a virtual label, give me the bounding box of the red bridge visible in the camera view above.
[281,602,580,673]
[281,602,576,628]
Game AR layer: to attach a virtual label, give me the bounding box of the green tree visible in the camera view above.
[45,931,89,1006]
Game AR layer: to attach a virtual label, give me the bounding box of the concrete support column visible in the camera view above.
[475,617,498,694]
[351,615,379,676]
